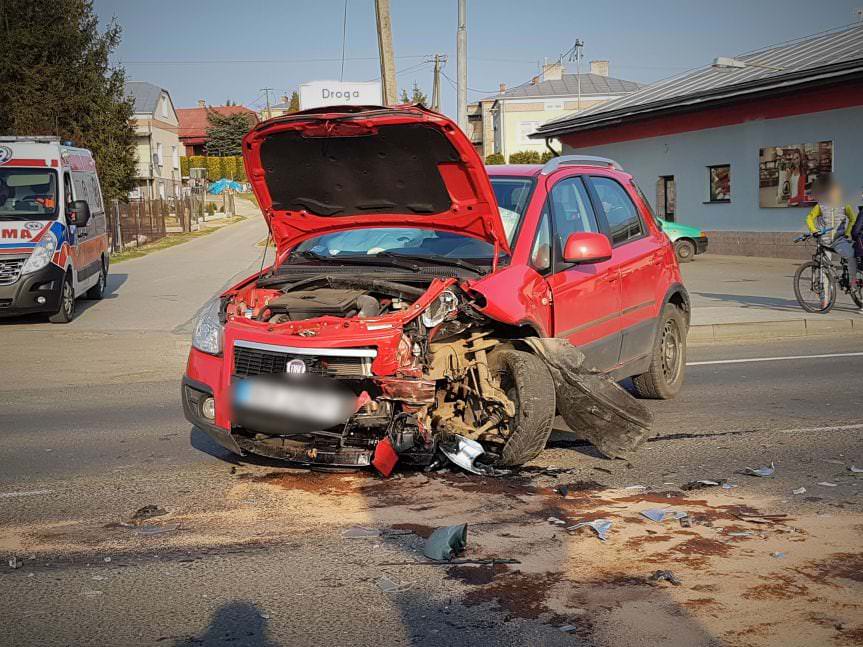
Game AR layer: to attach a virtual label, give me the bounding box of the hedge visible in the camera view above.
[180,155,245,180]
[485,152,505,165]
[508,150,542,164]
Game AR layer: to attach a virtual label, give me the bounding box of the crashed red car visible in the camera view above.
[182,105,689,473]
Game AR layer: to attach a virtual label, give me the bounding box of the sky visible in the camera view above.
[96,0,862,117]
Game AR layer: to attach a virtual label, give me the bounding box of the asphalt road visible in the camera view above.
[1,220,861,646]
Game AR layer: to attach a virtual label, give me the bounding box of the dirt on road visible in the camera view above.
[2,468,861,647]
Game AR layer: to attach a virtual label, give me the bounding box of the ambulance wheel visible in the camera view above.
[49,273,75,324]
[86,257,107,300]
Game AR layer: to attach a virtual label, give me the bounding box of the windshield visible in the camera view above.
[490,176,533,244]
[0,168,58,220]
[294,227,498,260]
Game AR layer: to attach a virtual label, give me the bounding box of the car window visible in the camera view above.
[490,176,534,245]
[530,208,551,272]
[590,176,643,245]
[548,176,599,255]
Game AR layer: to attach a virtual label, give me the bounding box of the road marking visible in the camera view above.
[0,489,52,499]
[688,351,863,366]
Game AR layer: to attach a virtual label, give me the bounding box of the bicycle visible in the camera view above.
[792,227,863,313]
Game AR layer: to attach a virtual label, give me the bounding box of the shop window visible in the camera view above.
[707,165,731,202]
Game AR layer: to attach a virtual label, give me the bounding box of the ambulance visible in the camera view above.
[0,136,109,322]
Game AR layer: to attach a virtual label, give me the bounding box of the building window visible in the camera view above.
[172,145,179,170]
[155,143,164,167]
[161,95,169,119]
[544,100,563,111]
[707,165,731,202]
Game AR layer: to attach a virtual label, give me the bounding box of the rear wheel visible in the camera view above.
[674,239,696,263]
[489,349,556,466]
[48,273,75,324]
[632,304,687,399]
[793,261,836,313]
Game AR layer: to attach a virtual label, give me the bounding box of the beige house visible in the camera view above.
[469,61,640,161]
[125,82,182,199]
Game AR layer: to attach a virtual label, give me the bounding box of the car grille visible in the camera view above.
[0,257,25,286]
[233,342,375,379]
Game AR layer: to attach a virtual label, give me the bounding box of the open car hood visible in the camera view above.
[242,105,509,256]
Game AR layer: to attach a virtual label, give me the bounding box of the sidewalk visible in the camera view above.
[682,255,863,341]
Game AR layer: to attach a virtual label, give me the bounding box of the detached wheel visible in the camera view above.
[632,304,686,399]
[85,257,107,300]
[489,349,556,466]
[674,239,696,263]
[49,273,75,324]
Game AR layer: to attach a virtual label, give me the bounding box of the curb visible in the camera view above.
[689,317,862,342]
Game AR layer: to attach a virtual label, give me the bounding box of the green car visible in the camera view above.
[658,219,708,262]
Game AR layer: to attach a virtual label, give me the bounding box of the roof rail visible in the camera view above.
[540,154,623,175]
[0,136,61,144]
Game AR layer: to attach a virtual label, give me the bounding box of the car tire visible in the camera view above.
[85,257,107,300]
[49,273,75,324]
[489,348,556,466]
[674,239,696,263]
[632,304,687,399]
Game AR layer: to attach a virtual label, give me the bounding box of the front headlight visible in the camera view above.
[421,289,459,328]
[192,298,223,355]
[21,231,58,275]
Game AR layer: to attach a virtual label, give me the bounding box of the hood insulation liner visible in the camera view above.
[259,124,459,217]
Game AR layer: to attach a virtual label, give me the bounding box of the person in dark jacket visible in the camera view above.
[853,201,863,260]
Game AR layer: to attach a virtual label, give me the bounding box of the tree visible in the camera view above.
[0,0,136,200]
[400,82,428,106]
[205,110,254,157]
[288,91,300,112]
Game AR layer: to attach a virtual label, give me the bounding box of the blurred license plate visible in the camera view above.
[234,378,349,424]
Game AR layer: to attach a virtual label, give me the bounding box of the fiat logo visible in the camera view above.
[285,359,307,374]
[0,146,12,165]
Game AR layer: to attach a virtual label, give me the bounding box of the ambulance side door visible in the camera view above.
[62,172,79,277]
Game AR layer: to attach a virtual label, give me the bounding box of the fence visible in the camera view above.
[108,192,221,253]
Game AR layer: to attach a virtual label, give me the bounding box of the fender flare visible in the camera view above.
[660,282,690,327]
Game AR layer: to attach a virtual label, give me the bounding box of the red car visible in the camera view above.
[182,105,689,471]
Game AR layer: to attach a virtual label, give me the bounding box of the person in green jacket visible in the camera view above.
[806,174,859,289]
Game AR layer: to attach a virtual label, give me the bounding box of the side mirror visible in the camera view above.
[562,232,612,264]
[68,200,91,226]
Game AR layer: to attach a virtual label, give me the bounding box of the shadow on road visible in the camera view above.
[174,600,279,647]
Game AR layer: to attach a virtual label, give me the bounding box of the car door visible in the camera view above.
[587,175,664,367]
[543,175,622,371]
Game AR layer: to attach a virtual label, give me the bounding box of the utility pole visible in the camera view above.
[261,88,273,119]
[374,0,397,105]
[573,40,584,112]
[456,0,467,132]
[429,54,447,112]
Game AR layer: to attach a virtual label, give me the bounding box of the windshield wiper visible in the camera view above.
[290,249,420,272]
[381,251,486,275]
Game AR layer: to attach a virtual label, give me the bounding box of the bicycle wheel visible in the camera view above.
[793,261,837,313]
[850,280,863,308]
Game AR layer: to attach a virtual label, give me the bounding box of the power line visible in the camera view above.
[440,70,499,95]
[119,54,431,66]
[339,0,349,81]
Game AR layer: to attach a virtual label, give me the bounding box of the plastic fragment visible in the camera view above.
[547,517,567,526]
[624,485,647,490]
[849,466,863,473]
[567,519,612,541]
[559,625,578,633]
[649,570,682,586]
[8,556,21,569]
[439,436,491,475]
[641,509,687,523]
[727,531,754,537]
[817,482,838,487]
[423,524,468,561]
[721,483,736,489]
[771,552,786,559]
[792,487,807,495]
[744,463,775,477]
[377,576,413,593]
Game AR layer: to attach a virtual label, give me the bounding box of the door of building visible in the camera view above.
[657,175,676,222]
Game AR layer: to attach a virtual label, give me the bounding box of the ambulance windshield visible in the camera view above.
[0,169,58,220]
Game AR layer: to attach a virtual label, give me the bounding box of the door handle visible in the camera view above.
[604,274,620,284]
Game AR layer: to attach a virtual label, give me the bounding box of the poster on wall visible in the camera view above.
[758,141,833,208]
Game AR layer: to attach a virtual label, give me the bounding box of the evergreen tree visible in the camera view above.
[400,82,428,106]
[205,111,254,157]
[0,0,136,200]
[288,91,300,112]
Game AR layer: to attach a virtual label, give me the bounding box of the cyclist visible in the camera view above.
[805,174,859,290]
